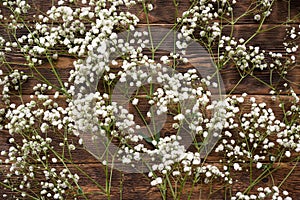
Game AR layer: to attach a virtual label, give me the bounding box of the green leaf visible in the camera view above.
[139,132,161,145]
[77,187,83,194]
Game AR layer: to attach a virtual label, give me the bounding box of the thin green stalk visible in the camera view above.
[244,0,276,45]
[243,164,280,194]
[119,173,124,200]
[278,159,299,188]
[0,182,40,200]
[165,173,177,200]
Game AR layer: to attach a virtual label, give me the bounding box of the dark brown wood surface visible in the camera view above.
[1,0,300,199]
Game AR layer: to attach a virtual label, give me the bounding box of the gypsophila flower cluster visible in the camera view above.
[0,70,28,105]
[0,134,79,199]
[232,186,292,200]
[0,0,299,199]
[178,0,298,74]
[1,0,139,67]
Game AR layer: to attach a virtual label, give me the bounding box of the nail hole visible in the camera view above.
[262,178,269,183]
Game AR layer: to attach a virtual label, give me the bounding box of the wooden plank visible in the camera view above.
[0,94,294,119]
[0,1,299,199]
[0,163,299,199]
[232,0,300,24]
[0,24,296,54]
[1,56,300,95]
[0,0,299,24]
[0,94,298,164]
[136,0,300,24]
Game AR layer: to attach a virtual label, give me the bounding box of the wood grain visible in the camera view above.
[1,1,300,199]
[0,0,299,24]
[0,94,298,164]
[0,24,297,53]
[1,55,299,95]
[0,163,299,199]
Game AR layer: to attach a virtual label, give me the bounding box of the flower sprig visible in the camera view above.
[0,0,299,199]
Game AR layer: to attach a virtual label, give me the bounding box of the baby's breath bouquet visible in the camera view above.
[0,0,299,199]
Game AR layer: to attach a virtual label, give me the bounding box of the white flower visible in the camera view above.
[150,177,162,186]
[53,193,60,199]
[147,3,153,11]
[192,157,201,165]
[233,163,241,171]
[69,144,76,151]
[41,123,49,133]
[160,56,169,64]
[174,114,185,121]
[258,192,265,198]
[122,157,131,164]
[285,151,291,157]
[8,138,14,143]
[256,162,262,169]
[172,171,180,176]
